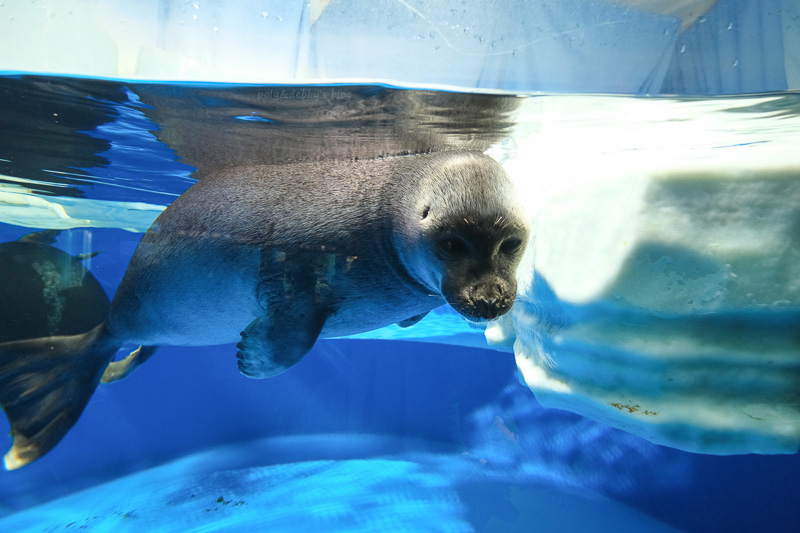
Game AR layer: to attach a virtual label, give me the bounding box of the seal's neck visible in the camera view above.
[376,156,442,300]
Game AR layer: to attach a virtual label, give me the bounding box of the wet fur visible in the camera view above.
[0,151,529,469]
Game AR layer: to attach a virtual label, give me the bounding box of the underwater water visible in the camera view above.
[0,75,798,532]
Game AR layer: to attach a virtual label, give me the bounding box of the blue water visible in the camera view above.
[0,75,799,532]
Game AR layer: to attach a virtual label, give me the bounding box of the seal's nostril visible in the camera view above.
[477,297,499,319]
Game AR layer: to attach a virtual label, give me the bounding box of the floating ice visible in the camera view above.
[491,95,800,454]
[0,182,163,233]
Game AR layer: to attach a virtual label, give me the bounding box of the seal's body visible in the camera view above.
[0,151,529,470]
[110,157,436,346]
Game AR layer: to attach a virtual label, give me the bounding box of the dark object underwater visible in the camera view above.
[0,230,108,343]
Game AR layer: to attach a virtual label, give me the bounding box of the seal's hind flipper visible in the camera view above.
[101,345,158,383]
[0,323,119,470]
[397,312,429,328]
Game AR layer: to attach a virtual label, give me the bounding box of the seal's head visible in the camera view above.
[394,151,530,321]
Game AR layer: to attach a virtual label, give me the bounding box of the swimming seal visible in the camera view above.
[0,150,529,469]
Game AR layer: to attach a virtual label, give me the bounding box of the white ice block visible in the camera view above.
[0,183,164,233]
[498,95,800,454]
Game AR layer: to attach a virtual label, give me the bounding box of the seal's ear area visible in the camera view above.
[0,324,119,469]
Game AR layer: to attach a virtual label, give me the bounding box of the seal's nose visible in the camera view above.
[476,297,500,319]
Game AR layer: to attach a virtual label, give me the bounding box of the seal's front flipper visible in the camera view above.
[0,323,120,470]
[397,312,430,328]
[101,345,159,384]
[237,250,331,379]
[236,303,326,378]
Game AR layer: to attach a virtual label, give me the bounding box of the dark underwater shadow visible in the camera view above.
[1,74,521,193]
[0,230,109,344]
[127,81,520,178]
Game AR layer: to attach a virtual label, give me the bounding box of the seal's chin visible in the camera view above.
[440,275,517,322]
[463,315,495,326]
[445,294,515,323]
[465,316,493,330]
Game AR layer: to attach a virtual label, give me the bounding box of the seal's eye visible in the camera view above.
[437,237,468,258]
[500,238,522,255]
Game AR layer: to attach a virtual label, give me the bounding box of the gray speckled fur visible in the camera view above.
[108,151,528,347]
[0,150,529,468]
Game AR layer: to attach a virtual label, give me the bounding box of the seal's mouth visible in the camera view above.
[445,293,514,322]
[439,271,518,323]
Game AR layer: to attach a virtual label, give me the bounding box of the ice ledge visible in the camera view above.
[496,102,800,453]
[536,166,800,313]
[0,182,164,233]
[511,306,800,454]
